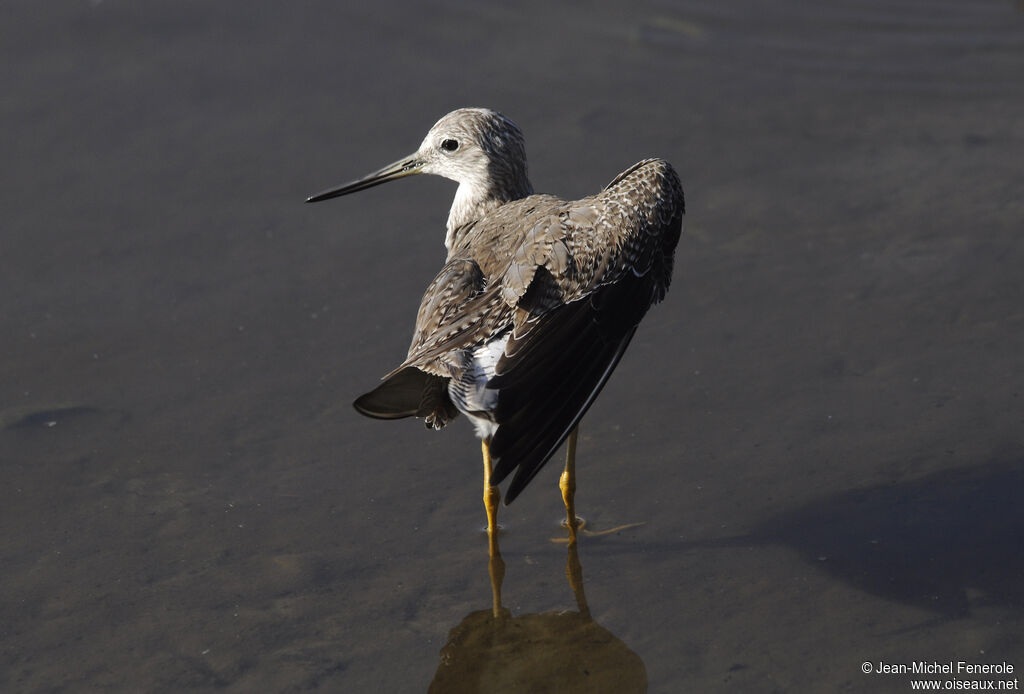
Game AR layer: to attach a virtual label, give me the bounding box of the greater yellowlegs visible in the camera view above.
[307,108,684,545]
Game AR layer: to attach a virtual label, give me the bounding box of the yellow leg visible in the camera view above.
[482,440,500,540]
[551,425,646,544]
[482,440,504,617]
[560,426,580,545]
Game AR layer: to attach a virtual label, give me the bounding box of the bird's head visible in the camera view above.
[306,108,531,205]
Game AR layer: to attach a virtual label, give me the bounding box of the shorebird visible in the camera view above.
[307,108,683,546]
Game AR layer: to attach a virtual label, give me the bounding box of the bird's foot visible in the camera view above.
[549,517,645,543]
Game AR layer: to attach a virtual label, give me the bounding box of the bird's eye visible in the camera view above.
[440,138,459,153]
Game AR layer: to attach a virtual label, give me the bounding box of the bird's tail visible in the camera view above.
[353,367,459,429]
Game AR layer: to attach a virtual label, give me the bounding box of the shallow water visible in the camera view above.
[2,1,1023,692]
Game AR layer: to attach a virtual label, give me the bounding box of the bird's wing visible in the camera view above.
[487,158,684,502]
[385,255,510,377]
[390,196,576,375]
[358,256,498,427]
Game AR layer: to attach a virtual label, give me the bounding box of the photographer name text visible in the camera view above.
[871,662,1014,675]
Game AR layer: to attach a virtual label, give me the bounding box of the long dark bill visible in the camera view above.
[305,154,422,203]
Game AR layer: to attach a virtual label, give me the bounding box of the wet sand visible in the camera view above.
[3,1,1023,692]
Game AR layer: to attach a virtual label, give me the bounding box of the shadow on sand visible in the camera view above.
[735,460,1024,618]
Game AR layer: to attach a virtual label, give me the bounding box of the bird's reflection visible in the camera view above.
[428,535,647,693]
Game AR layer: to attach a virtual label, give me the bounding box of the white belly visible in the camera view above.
[449,333,509,440]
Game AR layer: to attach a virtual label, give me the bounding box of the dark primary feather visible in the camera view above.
[487,276,648,502]
[355,158,684,503]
